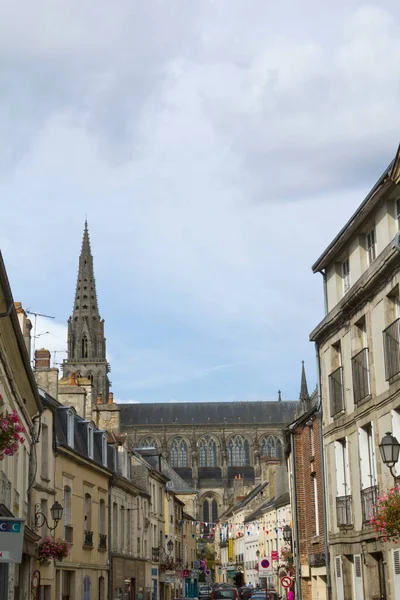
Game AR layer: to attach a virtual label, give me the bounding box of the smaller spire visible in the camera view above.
[300,360,309,403]
[278,390,282,402]
[81,219,91,254]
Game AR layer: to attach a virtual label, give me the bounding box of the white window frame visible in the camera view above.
[335,438,351,497]
[359,423,377,489]
[342,258,351,294]
[312,474,319,536]
[67,409,75,449]
[87,425,94,459]
[366,228,376,265]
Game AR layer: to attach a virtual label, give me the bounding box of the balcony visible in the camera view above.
[384,318,400,380]
[64,525,73,543]
[83,530,93,548]
[352,348,370,404]
[0,473,11,510]
[329,366,344,417]
[152,547,160,562]
[336,495,352,526]
[361,485,378,524]
[99,533,107,550]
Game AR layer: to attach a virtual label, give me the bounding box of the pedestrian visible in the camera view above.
[287,587,294,600]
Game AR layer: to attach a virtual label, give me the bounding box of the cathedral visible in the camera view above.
[62,223,301,518]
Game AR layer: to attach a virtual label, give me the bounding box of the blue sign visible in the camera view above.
[260,559,270,569]
[0,521,21,533]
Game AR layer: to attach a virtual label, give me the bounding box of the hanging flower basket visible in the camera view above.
[370,486,400,542]
[0,410,26,460]
[38,537,70,563]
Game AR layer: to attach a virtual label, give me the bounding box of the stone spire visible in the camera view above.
[299,361,310,410]
[62,221,110,406]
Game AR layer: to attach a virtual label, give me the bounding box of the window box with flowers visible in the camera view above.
[38,537,70,563]
[370,486,400,542]
[0,410,26,460]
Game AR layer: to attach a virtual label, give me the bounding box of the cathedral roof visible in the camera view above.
[119,400,299,426]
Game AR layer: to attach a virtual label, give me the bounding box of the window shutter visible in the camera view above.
[335,442,345,497]
[370,423,377,486]
[335,556,344,600]
[353,555,363,600]
[345,438,351,494]
[393,549,400,600]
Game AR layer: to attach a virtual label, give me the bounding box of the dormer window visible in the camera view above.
[67,410,75,449]
[102,434,108,467]
[366,228,376,265]
[88,425,94,459]
[341,258,350,295]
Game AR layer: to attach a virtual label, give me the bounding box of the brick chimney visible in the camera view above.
[107,392,114,404]
[34,349,51,369]
[15,302,32,359]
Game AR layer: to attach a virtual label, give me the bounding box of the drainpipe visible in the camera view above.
[315,341,332,600]
[108,476,113,600]
[289,427,301,600]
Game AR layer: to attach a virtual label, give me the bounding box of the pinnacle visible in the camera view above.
[300,360,309,402]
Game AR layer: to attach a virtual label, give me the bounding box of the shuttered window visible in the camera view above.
[335,556,344,600]
[394,549,400,600]
[353,555,363,600]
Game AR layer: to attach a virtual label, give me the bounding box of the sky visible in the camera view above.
[1,0,400,403]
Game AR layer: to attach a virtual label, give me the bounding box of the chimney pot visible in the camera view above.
[96,395,102,405]
[34,349,51,370]
[70,373,76,386]
[107,392,114,404]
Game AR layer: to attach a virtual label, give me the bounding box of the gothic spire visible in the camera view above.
[73,220,100,318]
[299,360,309,403]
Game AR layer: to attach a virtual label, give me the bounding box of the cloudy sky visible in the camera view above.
[1,0,399,403]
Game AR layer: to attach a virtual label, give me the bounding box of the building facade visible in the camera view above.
[311,146,400,600]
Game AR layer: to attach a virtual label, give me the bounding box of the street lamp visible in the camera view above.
[379,432,400,480]
[256,550,260,558]
[35,500,63,532]
[167,539,174,555]
[282,525,292,547]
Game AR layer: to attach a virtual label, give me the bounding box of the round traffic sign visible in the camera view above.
[205,569,211,576]
[260,558,270,569]
[280,576,292,589]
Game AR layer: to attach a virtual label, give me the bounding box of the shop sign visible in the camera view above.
[0,519,25,564]
[183,570,190,578]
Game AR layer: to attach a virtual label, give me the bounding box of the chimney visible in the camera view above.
[34,349,51,370]
[96,394,103,405]
[15,303,32,359]
[107,392,114,404]
[70,373,76,386]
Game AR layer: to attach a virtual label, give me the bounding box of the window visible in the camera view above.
[276,438,282,459]
[84,493,92,531]
[312,474,319,536]
[67,409,74,448]
[341,258,350,294]
[396,198,400,230]
[63,486,73,542]
[310,427,315,456]
[228,436,250,466]
[329,342,344,416]
[366,228,376,265]
[87,425,94,459]
[99,499,106,535]
[83,576,91,600]
[169,437,188,468]
[137,537,141,557]
[359,424,377,522]
[102,434,108,467]
[334,439,352,526]
[198,436,217,467]
[120,506,125,552]
[40,498,48,537]
[81,336,88,358]
[212,499,218,522]
[41,424,49,479]
[113,503,118,550]
[352,319,370,404]
[139,437,158,449]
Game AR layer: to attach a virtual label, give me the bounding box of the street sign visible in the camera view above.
[259,557,273,572]
[260,559,270,569]
[0,519,25,564]
[271,550,279,561]
[280,576,292,589]
[205,569,211,576]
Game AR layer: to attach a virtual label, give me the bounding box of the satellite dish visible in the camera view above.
[393,231,400,253]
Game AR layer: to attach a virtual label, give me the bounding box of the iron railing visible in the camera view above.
[83,530,93,547]
[64,525,73,543]
[352,348,370,404]
[329,366,344,416]
[383,318,400,380]
[336,495,352,526]
[0,473,11,509]
[361,485,378,523]
[99,533,107,550]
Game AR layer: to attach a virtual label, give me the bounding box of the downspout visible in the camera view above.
[315,341,332,600]
[289,426,301,600]
[108,476,113,600]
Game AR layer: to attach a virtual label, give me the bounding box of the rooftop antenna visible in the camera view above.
[53,349,68,368]
[26,310,55,361]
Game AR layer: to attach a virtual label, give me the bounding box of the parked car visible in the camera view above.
[239,587,254,600]
[211,588,239,600]
[199,585,213,600]
[250,592,280,600]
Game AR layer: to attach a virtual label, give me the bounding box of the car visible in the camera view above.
[210,588,239,600]
[239,587,254,600]
[199,585,213,600]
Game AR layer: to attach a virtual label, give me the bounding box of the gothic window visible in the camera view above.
[203,500,209,523]
[212,499,218,522]
[139,438,158,449]
[276,438,282,459]
[261,438,267,456]
[228,436,249,466]
[169,437,188,468]
[198,436,217,467]
[82,336,88,358]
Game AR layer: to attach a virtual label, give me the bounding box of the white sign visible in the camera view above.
[280,576,292,589]
[259,557,273,572]
[0,519,25,564]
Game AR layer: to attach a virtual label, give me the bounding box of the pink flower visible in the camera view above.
[1,420,8,430]
[4,448,11,456]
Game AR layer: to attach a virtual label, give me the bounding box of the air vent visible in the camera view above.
[335,556,342,578]
[394,549,400,575]
[354,555,362,578]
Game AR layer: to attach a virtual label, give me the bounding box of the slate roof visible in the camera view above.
[244,491,291,523]
[119,401,299,426]
[135,448,197,494]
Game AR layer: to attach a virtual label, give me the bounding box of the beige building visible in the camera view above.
[311,146,400,600]
[0,263,42,600]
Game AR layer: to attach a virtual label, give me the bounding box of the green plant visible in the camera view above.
[38,537,70,563]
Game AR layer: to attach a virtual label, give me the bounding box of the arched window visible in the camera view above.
[212,499,218,522]
[83,576,91,600]
[203,500,209,523]
[228,436,250,466]
[169,437,188,468]
[82,336,88,358]
[267,437,276,457]
[98,576,105,600]
[198,436,217,467]
[276,438,282,459]
[139,437,158,449]
[261,438,267,456]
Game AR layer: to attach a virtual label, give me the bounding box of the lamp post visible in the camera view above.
[34,500,63,533]
[256,550,260,588]
[379,432,400,482]
[282,525,292,549]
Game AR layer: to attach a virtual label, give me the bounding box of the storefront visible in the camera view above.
[113,556,146,600]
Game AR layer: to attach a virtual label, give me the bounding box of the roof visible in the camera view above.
[244,492,290,523]
[312,159,394,272]
[119,401,299,426]
[134,448,196,494]
[222,481,268,519]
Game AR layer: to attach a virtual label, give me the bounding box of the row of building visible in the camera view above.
[0,258,199,599]
[213,145,400,600]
